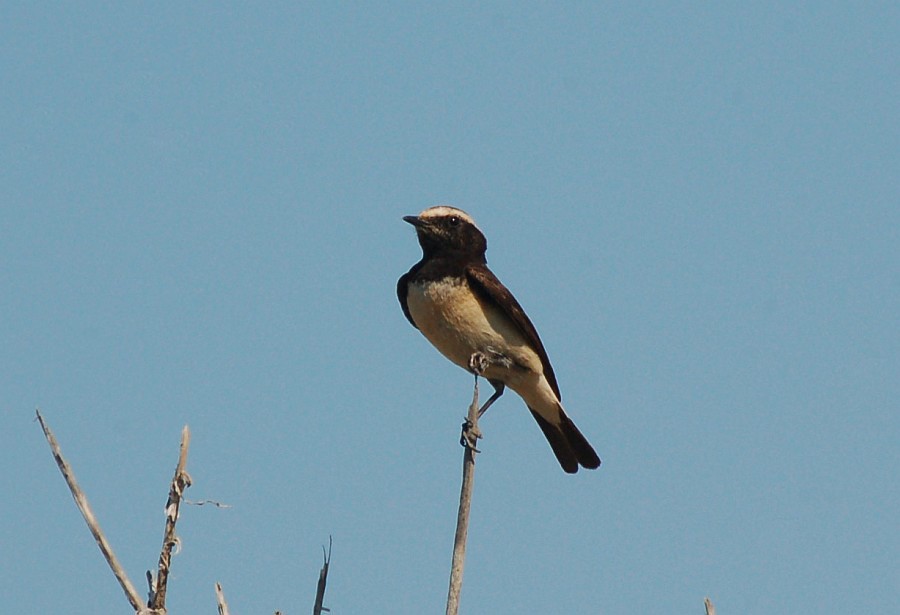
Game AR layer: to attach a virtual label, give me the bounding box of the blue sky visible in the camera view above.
[2,3,897,613]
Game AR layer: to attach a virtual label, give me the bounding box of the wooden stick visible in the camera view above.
[446,371,483,615]
[704,597,716,615]
[149,425,192,611]
[35,409,146,612]
[215,582,231,615]
[313,536,333,615]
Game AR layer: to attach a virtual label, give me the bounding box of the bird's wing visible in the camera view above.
[465,263,561,400]
[397,268,419,328]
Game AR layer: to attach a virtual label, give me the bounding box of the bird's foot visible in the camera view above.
[459,418,482,452]
[468,351,489,377]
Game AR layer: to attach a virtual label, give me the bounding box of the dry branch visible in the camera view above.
[148,425,192,611]
[705,597,716,615]
[36,409,146,612]
[215,582,231,615]
[445,368,484,615]
[313,536,333,615]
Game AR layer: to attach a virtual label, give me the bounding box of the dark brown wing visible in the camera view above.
[397,266,419,328]
[465,263,561,400]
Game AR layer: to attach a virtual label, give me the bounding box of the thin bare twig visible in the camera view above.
[36,409,146,612]
[705,596,716,615]
[446,357,484,615]
[313,535,333,615]
[215,582,231,615]
[184,498,231,508]
[148,425,192,612]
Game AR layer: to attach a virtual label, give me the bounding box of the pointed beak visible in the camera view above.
[403,215,424,228]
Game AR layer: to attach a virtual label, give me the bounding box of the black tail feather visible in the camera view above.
[529,407,601,473]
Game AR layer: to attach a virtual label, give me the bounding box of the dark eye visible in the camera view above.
[448,216,460,226]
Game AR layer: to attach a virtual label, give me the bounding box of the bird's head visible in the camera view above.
[403,206,487,258]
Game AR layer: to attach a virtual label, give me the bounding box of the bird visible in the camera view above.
[397,205,601,473]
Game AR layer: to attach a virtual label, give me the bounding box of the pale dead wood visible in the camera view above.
[148,425,192,612]
[215,582,230,615]
[445,359,484,615]
[36,409,146,612]
[705,596,716,615]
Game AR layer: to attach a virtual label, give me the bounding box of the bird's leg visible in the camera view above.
[460,352,490,451]
[477,380,505,418]
[464,351,505,418]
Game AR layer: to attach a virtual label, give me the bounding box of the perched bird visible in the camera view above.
[397,206,601,473]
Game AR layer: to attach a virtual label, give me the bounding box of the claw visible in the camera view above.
[468,352,489,376]
[459,418,482,452]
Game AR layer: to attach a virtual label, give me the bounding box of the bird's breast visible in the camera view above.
[405,276,540,378]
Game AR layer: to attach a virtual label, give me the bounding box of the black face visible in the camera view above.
[405,213,487,258]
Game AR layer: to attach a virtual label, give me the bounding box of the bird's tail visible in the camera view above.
[529,405,601,474]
